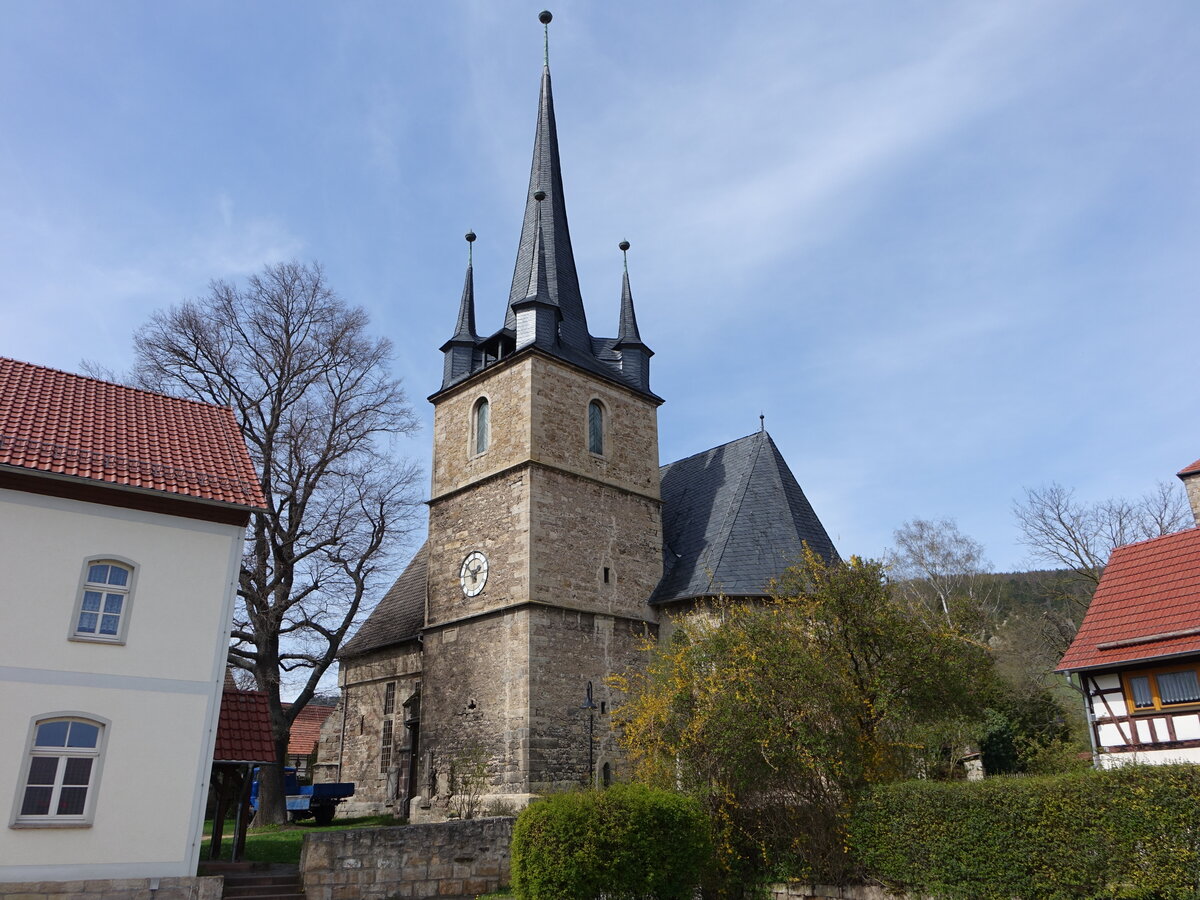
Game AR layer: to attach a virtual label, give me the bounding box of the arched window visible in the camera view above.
[16,715,107,825]
[588,400,604,456]
[473,398,490,455]
[72,559,135,644]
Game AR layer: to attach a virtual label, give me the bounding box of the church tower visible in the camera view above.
[420,11,663,799]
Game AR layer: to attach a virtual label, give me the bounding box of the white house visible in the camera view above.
[0,357,264,881]
[1056,456,1200,766]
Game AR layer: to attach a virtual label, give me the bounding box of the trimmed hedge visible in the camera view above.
[511,783,709,900]
[851,764,1200,900]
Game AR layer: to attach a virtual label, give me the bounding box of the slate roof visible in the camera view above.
[0,356,265,509]
[286,703,337,757]
[1057,527,1200,672]
[213,689,276,764]
[339,542,428,659]
[653,430,838,605]
[1180,457,1200,477]
[436,57,655,400]
[339,432,839,654]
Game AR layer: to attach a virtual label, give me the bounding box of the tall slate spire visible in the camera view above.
[433,11,659,403]
[503,13,590,352]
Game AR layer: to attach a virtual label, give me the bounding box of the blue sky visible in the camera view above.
[3,1,1198,575]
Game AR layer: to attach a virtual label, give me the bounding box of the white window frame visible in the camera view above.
[69,556,137,645]
[10,713,109,828]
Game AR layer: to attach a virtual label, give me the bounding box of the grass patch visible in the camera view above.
[201,815,403,864]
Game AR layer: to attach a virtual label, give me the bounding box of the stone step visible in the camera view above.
[223,890,304,896]
[224,877,303,888]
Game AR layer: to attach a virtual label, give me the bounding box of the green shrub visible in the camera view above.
[511,783,710,900]
[850,765,1200,900]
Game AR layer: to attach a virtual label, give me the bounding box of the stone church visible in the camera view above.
[314,13,837,819]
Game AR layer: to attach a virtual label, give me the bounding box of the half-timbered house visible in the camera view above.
[1056,456,1200,765]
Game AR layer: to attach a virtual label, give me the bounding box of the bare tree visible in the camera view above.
[1013,480,1190,656]
[887,517,995,628]
[1014,481,1190,589]
[133,261,420,823]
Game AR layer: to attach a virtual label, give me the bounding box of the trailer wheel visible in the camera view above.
[313,804,335,826]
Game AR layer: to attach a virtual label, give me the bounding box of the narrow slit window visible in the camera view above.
[383,682,396,715]
[380,719,394,773]
[588,400,604,455]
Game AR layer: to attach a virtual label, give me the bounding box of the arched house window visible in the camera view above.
[13,714,108,826]
[71,558,136,644]
[588,399,605,456]
[473,397,490,456]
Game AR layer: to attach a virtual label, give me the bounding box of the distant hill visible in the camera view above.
[988,569,1092,621]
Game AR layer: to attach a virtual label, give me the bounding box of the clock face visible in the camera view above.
[460,551,489,597]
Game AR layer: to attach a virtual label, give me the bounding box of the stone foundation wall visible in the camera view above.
[300,818,513,900]
[768,884,917,900]
[0,877,221,900]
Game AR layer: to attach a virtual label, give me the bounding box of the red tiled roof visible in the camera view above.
[1057,528,1200,672]
[1180,457,1200,477]
[286,703,337,756]
[0,357,265,508]
[213,689,277,764]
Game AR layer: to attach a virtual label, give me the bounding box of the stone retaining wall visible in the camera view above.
[0,877,221,900]
[300,818,513,900]
[768,884,916,899]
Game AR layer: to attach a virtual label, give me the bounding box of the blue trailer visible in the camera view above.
[250,768,354,826]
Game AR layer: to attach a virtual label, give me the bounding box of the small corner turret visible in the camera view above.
[439,231,480,385]
[613,240,653,393]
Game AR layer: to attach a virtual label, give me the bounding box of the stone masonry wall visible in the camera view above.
[301,819,513,900]
[528,354,661,499]
[768,885,917,900]
[314,644,422,816]
[426,470,530,628]
[528,464,662,621]
[0,878,220,900]
[431,360,532,500]
[526,604,655,793]
[420,608,532,796]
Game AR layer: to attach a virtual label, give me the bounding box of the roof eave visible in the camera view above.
[427,344,664,406]
[337,632,422,661]
[0,463,266,515]
[1057,646,1200,675]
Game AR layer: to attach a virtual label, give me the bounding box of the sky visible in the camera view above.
[3,0,1198,582]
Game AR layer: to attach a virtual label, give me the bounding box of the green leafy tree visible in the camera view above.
[612,550,995,893]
